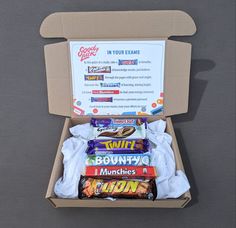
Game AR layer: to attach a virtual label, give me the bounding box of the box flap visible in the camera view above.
[44,40,192,117]
[41,10,196,117]
[44,42,72,116]
[40,10,196,39]
[164,40,192,116]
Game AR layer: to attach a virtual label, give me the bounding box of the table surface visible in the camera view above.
[0,1,235,228]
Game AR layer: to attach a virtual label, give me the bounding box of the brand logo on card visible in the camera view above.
[88,66,111,73]
[78,45,99,61]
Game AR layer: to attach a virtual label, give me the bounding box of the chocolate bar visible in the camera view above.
[84,75,104,81]
[79,177,157,200]
[91,97,113,102]
[100,82,120,87]
[86,139,149,154]
[118,59,138,65]
[88,66,111,73]
[86,153,151,166]
[85,166,157,179]
[91,118,147,139]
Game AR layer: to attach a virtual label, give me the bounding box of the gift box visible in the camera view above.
[40,10,196,208]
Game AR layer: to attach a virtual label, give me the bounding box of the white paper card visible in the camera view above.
[70,40,165,115]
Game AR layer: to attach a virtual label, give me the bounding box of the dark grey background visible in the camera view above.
[0,0,235,227]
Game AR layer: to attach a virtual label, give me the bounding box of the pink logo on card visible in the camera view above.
[78,45,99,61]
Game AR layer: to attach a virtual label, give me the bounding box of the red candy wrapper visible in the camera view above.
[85,166,157,179]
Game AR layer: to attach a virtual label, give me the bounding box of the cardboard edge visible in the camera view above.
[40,12,64,38]
[45,118,71,199]
[44,44,54,115]
[166,117,192,207]
[164,40,192,116]
[49,198,189,208]
[66,42,74,118]
[40,10,196,39]
[44,42,72,116]
[46,197,57,208]
[183,42,192,115]
[172,10,197,36]
[181,196,192,208]
[166,117,185,170]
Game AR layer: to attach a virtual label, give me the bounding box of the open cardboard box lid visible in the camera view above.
[40,10,196,117]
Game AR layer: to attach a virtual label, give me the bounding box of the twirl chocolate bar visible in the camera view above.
[85,166,157,179]
[79,177,157,200]
[86,153,151,166]
[91,118,147,139]
[86,139,149,154]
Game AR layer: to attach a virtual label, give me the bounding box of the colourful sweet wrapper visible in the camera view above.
[86,139,149,154]
[84,166,157,179]
[86,153,151,166]
[91,118,147,139]
[79,176,157,200]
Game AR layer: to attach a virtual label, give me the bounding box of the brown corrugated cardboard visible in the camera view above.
[41,10,196,117]
[40,10,196,208]
[43,40,192,117]
[44,42,71,116]
[46,116,191,208]
[40,11,196,39]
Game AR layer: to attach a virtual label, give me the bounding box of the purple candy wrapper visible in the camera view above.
[91,118,147,139]
[86,139,149,155]
[91,118,147,127]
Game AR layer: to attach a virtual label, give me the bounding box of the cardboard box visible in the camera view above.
[40,10,196,208]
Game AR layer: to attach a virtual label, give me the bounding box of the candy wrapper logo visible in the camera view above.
[78,45,99,61]
[85,166,157,179]
[118,59,138,65]
[88,66,111,73]
[93,179,139,193]
[100,168,136,176]
[84,75,104,81]
[99,140,136,150]
[112,119,135,125]
[86,154,150,166]
[97,127,118,132]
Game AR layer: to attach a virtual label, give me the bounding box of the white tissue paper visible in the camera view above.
[54,120,190,199]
